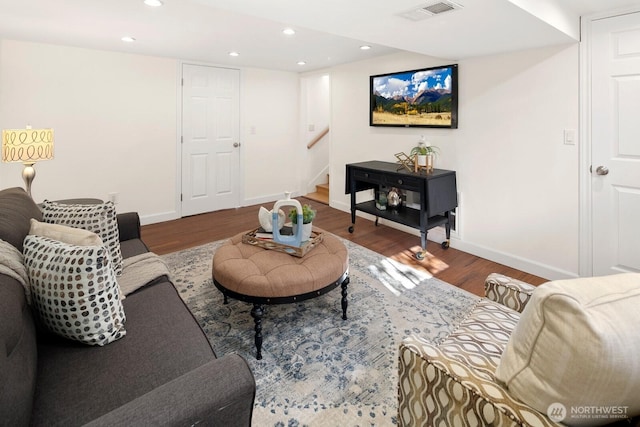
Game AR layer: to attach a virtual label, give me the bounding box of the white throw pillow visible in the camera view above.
[23,235,126,346]
[29,219,104,247]
[495,273,640,426]
[41,200,123,275]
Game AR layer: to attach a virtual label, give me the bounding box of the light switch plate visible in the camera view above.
[564,129,576,145]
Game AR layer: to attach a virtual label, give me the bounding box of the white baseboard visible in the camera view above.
[140,210,180,226]
[451,240,577,281]
[331,199,577,281]
[243,191,302,208]
[139,192,304,226]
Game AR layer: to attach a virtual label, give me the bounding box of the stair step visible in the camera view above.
[316,183,329,196]
[304,191,329,205]
[305,174,329,205]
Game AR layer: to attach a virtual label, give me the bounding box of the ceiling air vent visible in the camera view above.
[398,0,463,21]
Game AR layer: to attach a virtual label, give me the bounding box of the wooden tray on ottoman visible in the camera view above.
[241,228,324,257]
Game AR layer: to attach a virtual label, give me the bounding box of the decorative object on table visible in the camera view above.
[386,187,402,209]
[410,135,438,174]
[394,152,414,172]
[258,206,285,232]
[289,203,316,242]
[242,228,324,257]
[1,126,54,197]
[376,192,387,211]
[272,192,304,247]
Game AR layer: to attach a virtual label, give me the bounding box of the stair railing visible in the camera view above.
[306,126,329,149]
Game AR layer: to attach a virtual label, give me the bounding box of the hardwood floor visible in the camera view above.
[141,197,547,297]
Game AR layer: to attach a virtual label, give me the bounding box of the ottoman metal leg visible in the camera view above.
[250,304,264,360]
[341,276,349,320]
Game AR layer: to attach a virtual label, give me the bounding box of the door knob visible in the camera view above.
[595,166,609,176]
[233,142,240,148]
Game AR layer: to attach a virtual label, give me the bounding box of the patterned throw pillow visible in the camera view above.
[23,235,126,346]
[41,201,123,276]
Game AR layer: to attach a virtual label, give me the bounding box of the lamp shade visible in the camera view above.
[1,128,54,164]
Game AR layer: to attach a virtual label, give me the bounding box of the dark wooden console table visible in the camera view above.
[345,160,457,259]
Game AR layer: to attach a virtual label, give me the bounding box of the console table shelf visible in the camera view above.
[345,160,458,259]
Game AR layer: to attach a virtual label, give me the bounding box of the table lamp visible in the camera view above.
[1,127,54,197]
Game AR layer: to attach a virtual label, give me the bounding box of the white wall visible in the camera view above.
[0,39,301,222]
[300,73,330,193]
[240,67,300,205]
[330,46,580,279]
[0,39,178,218]
[456,45,579,278]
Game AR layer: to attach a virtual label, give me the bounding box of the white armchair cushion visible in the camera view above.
[495,273,640,426]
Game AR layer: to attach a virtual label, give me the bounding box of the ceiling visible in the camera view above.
[0,0,637,73]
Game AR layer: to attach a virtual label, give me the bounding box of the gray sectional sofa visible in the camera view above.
[0,187,255,426]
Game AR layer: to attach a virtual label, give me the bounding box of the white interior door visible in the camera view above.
[591,11,640,275]
[182,64,240,216]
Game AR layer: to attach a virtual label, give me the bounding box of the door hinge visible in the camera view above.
[181,78,184,86]
[180,193,183,201]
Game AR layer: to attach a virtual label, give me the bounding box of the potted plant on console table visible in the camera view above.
[410,138,438,173]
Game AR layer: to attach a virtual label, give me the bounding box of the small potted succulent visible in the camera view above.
[410,137,438,172]
[289,203,316,241]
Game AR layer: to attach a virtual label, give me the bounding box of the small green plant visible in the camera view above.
[410,141,439,157]
[289,204,316,224]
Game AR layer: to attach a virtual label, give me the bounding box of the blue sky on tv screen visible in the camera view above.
[373,67,452,99]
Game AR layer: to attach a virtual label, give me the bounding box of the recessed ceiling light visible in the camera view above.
[282,28,296,36]
[360,45,372,50]
[143,0,163,6]
[121,36,136,43]
[297,61,306,66]
[229,51,240,57]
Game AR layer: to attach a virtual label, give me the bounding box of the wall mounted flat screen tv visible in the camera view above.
[370,64,458,128]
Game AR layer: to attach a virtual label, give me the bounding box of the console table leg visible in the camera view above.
[341,277,349,320]
[251,304,264,360]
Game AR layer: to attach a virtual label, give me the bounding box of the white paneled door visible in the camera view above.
[181,64,240,216]
[591,11,640,275]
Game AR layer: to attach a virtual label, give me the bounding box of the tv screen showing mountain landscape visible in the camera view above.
[370,64,458,128]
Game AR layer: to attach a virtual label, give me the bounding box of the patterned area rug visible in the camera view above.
[162,236,479,426]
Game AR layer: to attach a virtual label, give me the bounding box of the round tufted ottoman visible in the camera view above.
[212,229,349,360]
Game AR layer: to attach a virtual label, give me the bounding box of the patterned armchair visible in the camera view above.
[397,273,553,427]
[398,273,640,427]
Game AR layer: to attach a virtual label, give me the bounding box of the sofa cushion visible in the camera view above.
[0,187,42,252]
[41,200,123,275]
[23,235,126,346]
[29,219,104,246]
[0,275,38,426]
[30,280,216,427]
[495,273,640,425]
